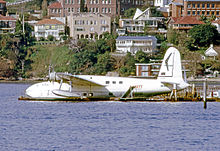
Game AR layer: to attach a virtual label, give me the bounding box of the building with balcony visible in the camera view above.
[118,8,165,35]
[34,19,65,40]
[135,62,161,77]
[168,16,204,31]
[48,0,154,17]
[67,13,111,39]
[116,35,157,54]
[0,15,16,34]
[0,0,6,16]
[169,0,220,18]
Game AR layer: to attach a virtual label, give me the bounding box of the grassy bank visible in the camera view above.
[29,44,72,77]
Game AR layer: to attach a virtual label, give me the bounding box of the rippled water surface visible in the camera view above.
[1,83,220,151]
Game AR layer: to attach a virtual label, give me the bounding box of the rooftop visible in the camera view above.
[37,19,64,25]
[172,16,205,25]
[213,19,220,25]
[48,2,62,9]
[0,15,16,21]
[0,0,6,4]
[116,36,157,41]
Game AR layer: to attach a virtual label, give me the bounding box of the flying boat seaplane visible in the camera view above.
[24,47,190,101]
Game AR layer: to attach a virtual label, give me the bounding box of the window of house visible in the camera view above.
[106,81,110,84]
[102,0,104,4]
[207,11,210,15]
[187,11,191,16]
[187,3,191,8]
[202,3,205,8]
[112,81,116,84]
[119,81,123,84]
[192,3,195,8]
[102,8,105,13]
[197,11,200,15]
[197,4,200,8]
[72,0,74,4]
[109,0,111,4]
[217,11,219,16]
[109,8,111,13]
[211,11,215,15]
[212,4,215,8]
[207,3,210,8]
[202,11,205,15]
[72,8,74,12]
[192,11,195,15]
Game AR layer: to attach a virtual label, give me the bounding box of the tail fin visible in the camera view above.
[157,47,183,82]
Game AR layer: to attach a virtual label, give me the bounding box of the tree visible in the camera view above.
[135,50,150,63]
[48,35,54,41]
[118,53,136,76]
[124,8,136,18]
[42,0,48,17]
[167,28,179,45]
[188,24,220,48]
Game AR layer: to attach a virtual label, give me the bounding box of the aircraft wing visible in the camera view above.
[56,73,104,86]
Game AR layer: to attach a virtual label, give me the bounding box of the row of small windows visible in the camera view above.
[65,0,111,4]
[116,40,153,44]
[65,0,150,4]
[106,81,123,84]
[74,19,107,25]
[75,26,108,31]
[187,3,216,9]
[66,7,111,13]
[187,10,220,16]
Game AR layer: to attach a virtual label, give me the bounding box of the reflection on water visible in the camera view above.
[0,83,220,151]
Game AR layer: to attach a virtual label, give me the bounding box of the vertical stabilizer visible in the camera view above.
[157,47,183,82]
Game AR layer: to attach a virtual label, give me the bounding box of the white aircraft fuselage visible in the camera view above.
[25,47,190,100]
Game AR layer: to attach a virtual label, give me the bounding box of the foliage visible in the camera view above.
[135,50,150,63]
[119,53,136,76]
[30,45,71,77]
[47,35,54,41]
[150,7,163,17]
[188,24,220,48]
[124,8,136,18]
[167,28,179,45]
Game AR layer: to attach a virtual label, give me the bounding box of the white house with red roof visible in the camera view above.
[168,16,205,31]
[0,14,17,34]
[34,19,65,40]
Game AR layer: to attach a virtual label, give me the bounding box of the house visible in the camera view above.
[154,0,171,17]
[0,0,6,16]
[212,19,220,33]
[168,16,204,31]
[118,8,165,35]
[169,0,220,18]
[116,36,157,54]
[0,15,16,34]
[205,44,219,60]
[135,62,161,77]
[67,13,111,39]
[48,0,154,17]
[34,19,65,40]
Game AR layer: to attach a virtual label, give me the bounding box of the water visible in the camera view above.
[1,83,220,151]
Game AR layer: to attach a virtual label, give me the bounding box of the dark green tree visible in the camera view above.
[135,50,150,63]
[188,24,220,48]
[124,8,136,18]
